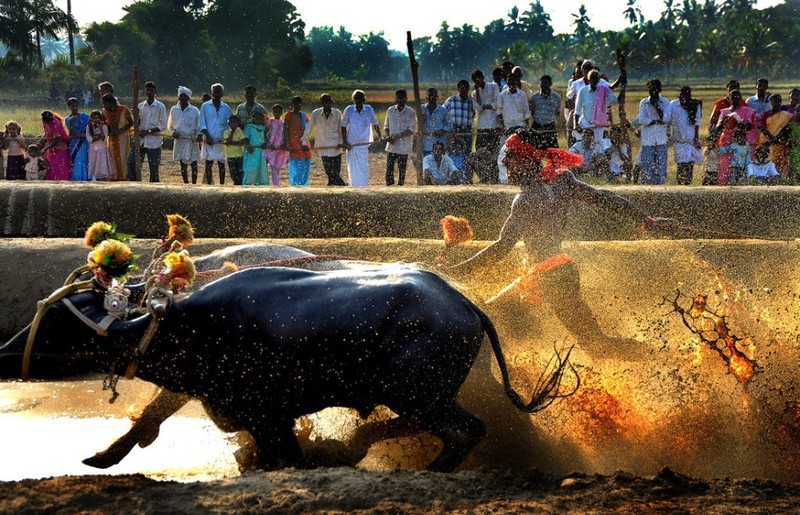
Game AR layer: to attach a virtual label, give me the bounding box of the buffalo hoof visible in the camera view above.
[82,454,117,469]
[303,439,362,468]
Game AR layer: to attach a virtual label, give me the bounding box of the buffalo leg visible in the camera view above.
[399,401,486,473]
[250,419,303,470]
[82,390,191,469]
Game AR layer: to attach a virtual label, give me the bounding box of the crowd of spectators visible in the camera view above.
[3,67,800,187]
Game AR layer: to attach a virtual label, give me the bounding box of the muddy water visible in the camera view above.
[2,239,800,482]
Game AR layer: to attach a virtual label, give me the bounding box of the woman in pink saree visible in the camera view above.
[40,111,71,180]
[715,90,757,186]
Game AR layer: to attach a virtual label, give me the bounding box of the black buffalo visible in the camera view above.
[0,265,572,472]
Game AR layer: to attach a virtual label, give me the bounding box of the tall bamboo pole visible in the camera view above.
[132,65,142,180]
[406,32,424,185]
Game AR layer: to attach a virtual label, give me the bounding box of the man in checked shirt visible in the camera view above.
[444,80,476,155]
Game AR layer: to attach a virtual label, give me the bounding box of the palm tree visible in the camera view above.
[571,4,593,41]
[30,0,76,66]
[520,1,553,43]
[693,28,723,79]
[0,0,37,65]
[505,6,524,42]
[0,0,75,67]
[530,41,556,77]
[653,28,684,80]
[660,0,677,30]
[622,0,644,28]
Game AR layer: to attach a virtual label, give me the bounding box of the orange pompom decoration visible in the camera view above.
[166,214,194,246]
[440,215,474,246]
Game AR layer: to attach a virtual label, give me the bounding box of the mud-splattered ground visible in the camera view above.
[3,466,800,514]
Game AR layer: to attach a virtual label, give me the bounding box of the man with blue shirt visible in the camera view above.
[421,88,450,156]
[199,82,233,185]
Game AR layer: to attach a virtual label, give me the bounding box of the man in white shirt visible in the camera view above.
[383,89,417,186]
[422,141,459,185]
[574,70,616,143]
[471,68,501,183]
[129,81,167,182]
[341,89,381,187]
[637,78,672,185]
[669,86,702,185]
[168,86,202,184]
[746,78,771,128]
[302,94,346,186]
[199,83,233,185]
[498,75,530,132]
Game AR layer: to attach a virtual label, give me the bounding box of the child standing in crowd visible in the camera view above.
[224,115,246,185]
[4,121,26,180]
[24,144,49,180]
[747,145,780,184]
[86,110,111,181]
[716,129,751,185]
[243,112,268,185]
[266,104,286,186]
[448,137,469,184]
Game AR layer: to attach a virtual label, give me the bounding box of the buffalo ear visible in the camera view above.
[108,313,152,334]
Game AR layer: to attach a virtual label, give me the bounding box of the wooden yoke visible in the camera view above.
[614,49,633,180]
[407,32,425,185]
[132,65,142,180]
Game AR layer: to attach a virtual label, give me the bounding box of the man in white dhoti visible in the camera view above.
[199,83,233,185]
[168,86,201,184]
[341,89,381,187]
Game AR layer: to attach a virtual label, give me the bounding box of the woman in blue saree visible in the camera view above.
[66,97,90,181]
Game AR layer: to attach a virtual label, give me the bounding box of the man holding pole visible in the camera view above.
[341,89,381,187]
[199,83,233,185]
[129,81,166,182]
[302,93,347,186]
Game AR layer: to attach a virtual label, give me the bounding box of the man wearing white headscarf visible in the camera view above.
[199,83,233,185]
[168,86,202,184]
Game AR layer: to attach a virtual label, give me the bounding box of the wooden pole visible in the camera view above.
[614,49,633,181]
[67,0,74,65]
[406,32,425,185]
[132,65,142,181]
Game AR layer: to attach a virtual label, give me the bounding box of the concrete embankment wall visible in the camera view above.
[2,182,800,338]
[2,182,800,240]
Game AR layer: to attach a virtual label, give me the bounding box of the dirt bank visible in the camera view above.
[3,467,800,513]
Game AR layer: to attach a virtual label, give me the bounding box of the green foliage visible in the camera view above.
[0,0,75,67]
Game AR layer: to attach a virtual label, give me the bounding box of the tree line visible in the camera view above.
[1,0,799,99]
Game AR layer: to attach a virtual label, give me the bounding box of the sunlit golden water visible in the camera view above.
[3,240,800,482]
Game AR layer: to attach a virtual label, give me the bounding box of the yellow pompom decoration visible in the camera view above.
[159,250,196,290]
[83,221,134,248]
[84,221,113,248]
[87,239,138,279]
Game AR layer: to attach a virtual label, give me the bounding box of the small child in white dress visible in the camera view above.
[86,110,111,180]
[24,145,49,180]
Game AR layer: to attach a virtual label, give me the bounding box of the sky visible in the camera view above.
[54,0,784,51]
